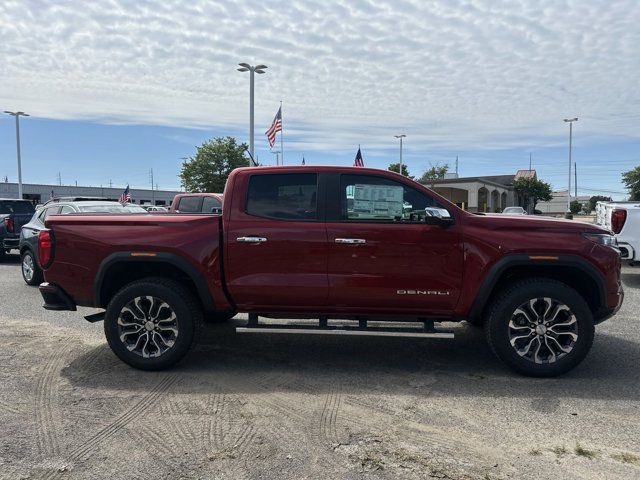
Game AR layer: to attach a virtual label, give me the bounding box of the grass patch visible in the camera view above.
[574,443,597,459]
[552,445,568,456]
[611,452,640,465]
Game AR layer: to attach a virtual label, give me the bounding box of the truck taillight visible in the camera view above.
[3,217,13,233]
[611,209,627,234]
[38,230,54,268]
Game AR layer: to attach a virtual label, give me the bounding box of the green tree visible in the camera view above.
[570,200,582,214]
[588,195,612,212]
[418,164,449,184]
[388,162,412,178]
[180,137,249,193]
[513,177,553,210]
[622,166,640,200]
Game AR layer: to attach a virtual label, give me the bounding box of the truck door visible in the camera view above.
[325,173,463,315]
[225,172,329,310]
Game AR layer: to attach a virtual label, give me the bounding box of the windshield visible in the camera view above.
[0,201,35,215]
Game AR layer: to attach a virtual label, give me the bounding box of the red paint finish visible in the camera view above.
[42,166,623,322]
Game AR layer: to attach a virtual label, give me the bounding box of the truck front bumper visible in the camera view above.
[39,282,77,311]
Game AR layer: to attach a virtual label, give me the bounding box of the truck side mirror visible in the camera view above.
[424,207,454,226]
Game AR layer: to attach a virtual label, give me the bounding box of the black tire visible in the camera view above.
[205,310,237,323]
[21,249,43,286]
[484,278,594,377]
[104,277,203,371]
[465,317,483,327]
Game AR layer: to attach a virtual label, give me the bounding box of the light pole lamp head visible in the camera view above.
[254,65,267,74]
[563,117,578,123]
[394,134,406,139]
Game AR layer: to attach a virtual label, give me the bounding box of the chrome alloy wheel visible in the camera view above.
[22,253,34,282]
[116,296,179,358]
[508,297,578,364]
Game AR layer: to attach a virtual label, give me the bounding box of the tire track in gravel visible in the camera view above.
[69,375,178,461]
[39,374,178,480]
[319,386,342,444]
[34,346,68,459]
[0,399,22,415]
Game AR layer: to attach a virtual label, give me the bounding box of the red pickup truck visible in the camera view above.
[38,166,623,377]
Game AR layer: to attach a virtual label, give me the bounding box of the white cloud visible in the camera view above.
[1,0,639,151]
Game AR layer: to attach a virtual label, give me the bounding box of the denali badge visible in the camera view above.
[397,289,450,296]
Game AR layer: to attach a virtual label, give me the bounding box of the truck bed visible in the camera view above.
[44,213,226,308]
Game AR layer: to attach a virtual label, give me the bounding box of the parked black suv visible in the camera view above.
[1,199,35,260]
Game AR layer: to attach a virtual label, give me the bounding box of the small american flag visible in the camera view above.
[353,147,364,167]
[265,106,282,148]
[119,185,131,203]
[50,189,55,200]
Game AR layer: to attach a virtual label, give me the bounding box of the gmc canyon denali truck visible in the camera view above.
[38,166,623,377]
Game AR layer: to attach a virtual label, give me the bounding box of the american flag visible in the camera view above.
[119,185,131,203]
[265,106,282,148]
[50,189,55,200]
[353,147,364,167]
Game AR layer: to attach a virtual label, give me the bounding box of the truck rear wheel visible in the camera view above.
[104,277,202,371]
[485,278,594,377]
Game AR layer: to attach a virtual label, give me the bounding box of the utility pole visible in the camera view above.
[237,63,268,163]
[563,117,578,218]
[394,134,406,175]
[455,155,459,176]
[57,172,62,186]
[109,179,113,188]
[149,168,155,205]
[4,111,29,199]
[574,162,577,198]
[529,152,532,171]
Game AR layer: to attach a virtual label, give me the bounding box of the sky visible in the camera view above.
[1,0,639,198]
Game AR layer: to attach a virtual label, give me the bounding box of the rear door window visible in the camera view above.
[202,196,222,213]
[177,196,202,213]
[246,173,318,220]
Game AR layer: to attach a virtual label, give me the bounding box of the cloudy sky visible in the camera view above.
[1,0,639,196]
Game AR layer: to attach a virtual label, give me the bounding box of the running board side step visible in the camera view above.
[236,316,453,339]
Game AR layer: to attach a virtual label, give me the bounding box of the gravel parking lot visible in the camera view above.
[0,252,639,480]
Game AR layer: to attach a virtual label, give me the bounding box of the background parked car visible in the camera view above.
[1,199,36,261]
[19,200,146,285]
[501,206,527,215]
[170,193,223,214]
[141,205,168,212]
[595,200,640,265]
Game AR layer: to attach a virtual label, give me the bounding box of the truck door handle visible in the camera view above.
[236,236,268,243]
[335,238,366,244]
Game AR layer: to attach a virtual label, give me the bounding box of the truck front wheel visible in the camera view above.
[485,278,594,377]
[104,277,202,371]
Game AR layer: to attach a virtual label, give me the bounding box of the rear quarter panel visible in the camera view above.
[43,214,229,309]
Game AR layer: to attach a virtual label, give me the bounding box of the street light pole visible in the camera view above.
[4,110,30,199]
[394,134,406,175]
[563,118,578,218]
[237,63,267,165]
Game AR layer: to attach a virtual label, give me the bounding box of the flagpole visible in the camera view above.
[280,100,284,165]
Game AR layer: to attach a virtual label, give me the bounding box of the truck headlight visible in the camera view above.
[583,233,618,247]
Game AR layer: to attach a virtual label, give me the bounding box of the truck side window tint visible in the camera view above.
[341,174,445,222]
[60,205,75,215]
[177,196,201,213]
[202,196,222,213]
[247,173,318,221]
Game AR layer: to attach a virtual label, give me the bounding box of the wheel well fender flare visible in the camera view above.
[468,254,607,320]
[94,252,215,311]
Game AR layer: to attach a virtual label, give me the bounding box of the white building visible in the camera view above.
[426,170,536,213]
[0,181,181,206]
